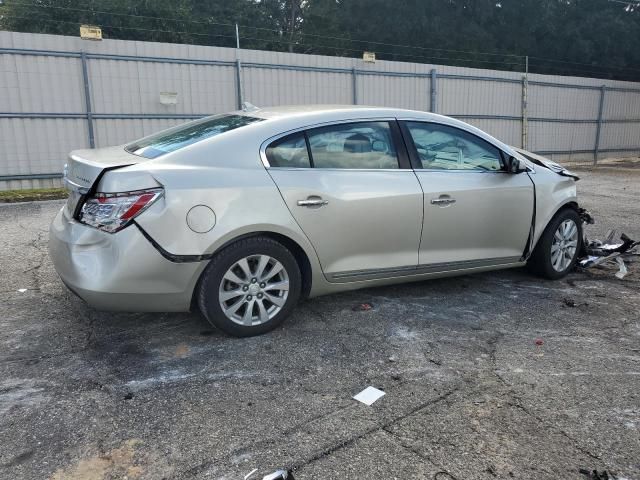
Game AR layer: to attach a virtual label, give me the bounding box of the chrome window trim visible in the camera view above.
[264,167,411,173]
[259,117,399,169]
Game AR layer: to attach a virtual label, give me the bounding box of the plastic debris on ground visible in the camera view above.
[352,302,373,311]
[262,470,294,480]
[578,210,639,279]
[353,386,386,405]
[244,468,258,479]
[17,288,27,293]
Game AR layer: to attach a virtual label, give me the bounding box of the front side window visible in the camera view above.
[126,114,263,159]
[306,122,399,169]
[265,133,311,168]
[405,122,503,172]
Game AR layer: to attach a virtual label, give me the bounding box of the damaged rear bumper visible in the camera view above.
[48,206,204,312]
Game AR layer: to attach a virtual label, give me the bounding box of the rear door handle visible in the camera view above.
[430,197,456,206]
[297,198,329,207]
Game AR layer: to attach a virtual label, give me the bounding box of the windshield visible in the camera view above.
[125,114,263,159]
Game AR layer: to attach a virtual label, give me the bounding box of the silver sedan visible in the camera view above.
[50,105,583,336]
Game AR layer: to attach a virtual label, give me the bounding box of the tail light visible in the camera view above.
[79,188,163,233]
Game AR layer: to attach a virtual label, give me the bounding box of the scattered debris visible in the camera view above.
[244,468,258,479]
[578,468,617,480]
[352,302,373,311]
[578,219,639,278]
[353,386,385,406]
[614,257,628,280]
[563,298,578,308]
[262,470,294,480]
[17,288,27,293]
[387,355,398,362]
[535,338,544,346]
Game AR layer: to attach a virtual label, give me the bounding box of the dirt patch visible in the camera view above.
[49,439,172,480]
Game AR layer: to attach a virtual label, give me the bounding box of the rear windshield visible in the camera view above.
[125,114,263,159]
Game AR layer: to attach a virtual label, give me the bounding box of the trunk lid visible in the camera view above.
[64,146,145,215]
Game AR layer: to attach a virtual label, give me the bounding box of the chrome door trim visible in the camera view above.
[63,176,90,194]
[259,117,399,168]
[327,256,523,282]
[262,167,409,173]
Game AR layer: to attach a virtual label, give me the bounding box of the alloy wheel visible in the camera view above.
[218,255,290,326]
[550,219,578,272]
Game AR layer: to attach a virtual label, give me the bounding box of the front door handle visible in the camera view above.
[297,198,329,207]
[430,197,456,206]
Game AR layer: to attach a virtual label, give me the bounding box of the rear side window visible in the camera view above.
[307,122,399,169]
[126,114,263,159]
[265,133,311,168]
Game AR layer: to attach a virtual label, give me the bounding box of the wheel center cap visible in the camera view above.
[248,284,261,295]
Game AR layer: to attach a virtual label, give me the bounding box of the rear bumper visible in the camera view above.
[48,206,205,312]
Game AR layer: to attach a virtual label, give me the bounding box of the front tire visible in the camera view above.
[527,208,582,279]
[198,237,302,337]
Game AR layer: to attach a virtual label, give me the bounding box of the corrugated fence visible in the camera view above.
[1,31,640,190]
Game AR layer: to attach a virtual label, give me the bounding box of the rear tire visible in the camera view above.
[527,208,582,279]
[198,237,301,337]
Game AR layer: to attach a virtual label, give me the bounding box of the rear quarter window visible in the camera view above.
[126,114,263,159]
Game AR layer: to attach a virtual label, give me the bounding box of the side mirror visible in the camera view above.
[507,156,523,174]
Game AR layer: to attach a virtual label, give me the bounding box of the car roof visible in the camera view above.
[246,104,430,120]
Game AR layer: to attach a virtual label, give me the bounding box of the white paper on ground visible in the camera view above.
[17,288,27,293]
[353,386,385,406]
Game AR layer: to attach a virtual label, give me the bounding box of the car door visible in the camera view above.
[265,120,423,281]
[400,120,534,269]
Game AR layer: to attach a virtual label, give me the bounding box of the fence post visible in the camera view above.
[235,24,244,109]
[80,51,95,148]
[593,85,606,165]
[521,75,528,150]
[430,69,437,113]
[352,67,358,105]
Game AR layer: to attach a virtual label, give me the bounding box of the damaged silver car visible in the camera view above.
[50,105,584,336]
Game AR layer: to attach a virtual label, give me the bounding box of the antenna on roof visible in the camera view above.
[242,102,259,112]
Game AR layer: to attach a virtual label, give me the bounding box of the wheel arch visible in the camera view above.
[532,199,579,251]
[190,230,314,311]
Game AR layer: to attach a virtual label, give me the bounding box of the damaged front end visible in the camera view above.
[577,208,639,279]
[513,147,580,181]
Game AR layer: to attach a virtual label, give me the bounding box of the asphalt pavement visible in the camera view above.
[0,167,638,480]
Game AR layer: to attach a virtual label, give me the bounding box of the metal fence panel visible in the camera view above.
[358,74,429,110]
[244,67,352,106]
[527,85,600,120]
[440,79,522,117]
[602,90,640,120]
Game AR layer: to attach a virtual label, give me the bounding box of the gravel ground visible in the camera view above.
[0,168,638,480]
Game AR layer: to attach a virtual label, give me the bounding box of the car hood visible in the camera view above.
[512,147,580,181]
